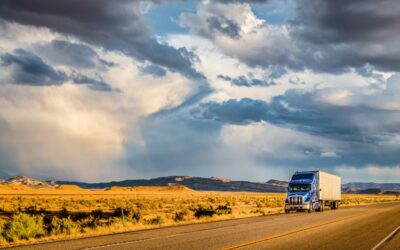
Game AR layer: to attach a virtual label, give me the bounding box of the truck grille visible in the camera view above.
[289,196,303,205]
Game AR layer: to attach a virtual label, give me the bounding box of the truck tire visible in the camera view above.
[285,209,289,214]
[308,202,314,213]
[319,201,324,212]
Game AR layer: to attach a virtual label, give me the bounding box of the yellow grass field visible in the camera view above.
[0,184,398,246]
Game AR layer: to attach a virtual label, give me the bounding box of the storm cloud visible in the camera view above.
[181,0,400,74]
[1,48,67,86]
[206,16,241,39]
[1,49,116,91]
[292,0,400,72]
[71,73,117,92]
[0,0,203,79]
[140,64,167,77]
[194,89,400,143]
[218,74,276,87]
[35,40,115,69]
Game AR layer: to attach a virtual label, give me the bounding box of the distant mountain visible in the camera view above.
[266,179,289,187]
[57,177,400,193]
[57,176,288,193]
[4,176,58,188]
[342,182,400,194]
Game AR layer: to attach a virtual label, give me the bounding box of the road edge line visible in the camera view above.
[371,225,400,250]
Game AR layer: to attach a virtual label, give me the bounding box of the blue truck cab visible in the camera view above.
[285,170,341,213]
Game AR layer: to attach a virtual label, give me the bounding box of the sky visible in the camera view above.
[0,0,400,183]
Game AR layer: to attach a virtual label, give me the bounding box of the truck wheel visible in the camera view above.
[308,202,314,213]
[285,209,289,214]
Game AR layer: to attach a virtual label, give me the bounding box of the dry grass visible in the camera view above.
[0,184,398,247]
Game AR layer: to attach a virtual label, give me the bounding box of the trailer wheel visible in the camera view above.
[319,201,324,212]
[308,202,314,213]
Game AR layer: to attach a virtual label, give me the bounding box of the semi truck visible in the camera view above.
[285,170,341,213]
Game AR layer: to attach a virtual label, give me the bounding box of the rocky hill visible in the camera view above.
[3,176,58,188]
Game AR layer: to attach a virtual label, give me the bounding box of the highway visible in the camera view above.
[8,202,400,250]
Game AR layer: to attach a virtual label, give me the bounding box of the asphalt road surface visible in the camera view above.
[7,202,400,250]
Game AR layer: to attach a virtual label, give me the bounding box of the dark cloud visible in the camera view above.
[0,0,203,79]
[218,74,276,87]
[35,40,115,68]
[153,80,213,116]
[193,98,269,124]
[182,0,400,75]
[1,48,67,85]
[71,73,118,92]
[1,49,116,91]
[140,64,167,77]
[292,0,400,73]
[211,0,270,2]
[193,91,400,143]
[206,16,241,38]
[294,0,400,44]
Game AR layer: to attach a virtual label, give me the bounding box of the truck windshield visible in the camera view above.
[288,184,311,192]
[291,173,314,180]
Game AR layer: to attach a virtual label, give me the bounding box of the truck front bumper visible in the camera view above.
[285,202,311,210]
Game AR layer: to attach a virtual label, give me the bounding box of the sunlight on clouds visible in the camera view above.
[0,20,57,51]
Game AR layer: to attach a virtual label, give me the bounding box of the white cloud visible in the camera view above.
[320,151,338,158]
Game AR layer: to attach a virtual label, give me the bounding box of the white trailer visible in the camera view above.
[317,171,341,210]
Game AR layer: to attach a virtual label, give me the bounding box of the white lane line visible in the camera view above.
[371,225,400,250]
